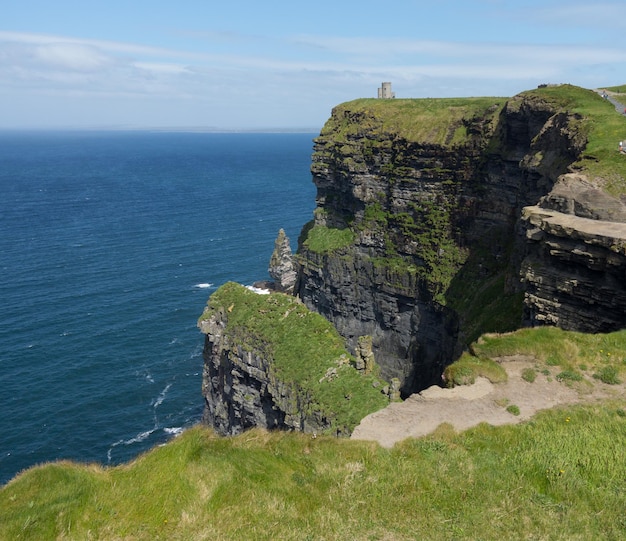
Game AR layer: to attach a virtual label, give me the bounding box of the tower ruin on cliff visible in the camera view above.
[377,82,395,99]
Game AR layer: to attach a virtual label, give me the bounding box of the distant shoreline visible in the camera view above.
[0,126,320,134]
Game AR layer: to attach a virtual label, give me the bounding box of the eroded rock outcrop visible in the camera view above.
[268,228,296,294]
[521,201,626,331]
[199,282,389,436]
[294,86,626,395]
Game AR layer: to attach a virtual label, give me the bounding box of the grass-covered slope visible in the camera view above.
[318,96,505,146]
[3,327,626,539]
[445,326,626,389]
[522,85,626,192]
[2,399,625,540]
[199,282,389,433]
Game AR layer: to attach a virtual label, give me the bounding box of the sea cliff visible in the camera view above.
[201,84,626,433]
[198,282,390,436]
[295,86,626,395]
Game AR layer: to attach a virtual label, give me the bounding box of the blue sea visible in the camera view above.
[0,131,316,485]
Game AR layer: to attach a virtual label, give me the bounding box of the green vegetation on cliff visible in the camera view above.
[301,224,355,254]
[309,84,626,345]
[445,326,626,388]
[3,398,625,540]
[319,96,504,146]
[199,282,389,433]
[446,230,524,343]
[524,85,626,192]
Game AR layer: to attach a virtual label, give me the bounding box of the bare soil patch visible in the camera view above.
[351,355,626,447]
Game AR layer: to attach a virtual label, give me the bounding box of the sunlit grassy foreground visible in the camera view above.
[2,405,625,540]
[2,328,626,540]
[445,326,626,388]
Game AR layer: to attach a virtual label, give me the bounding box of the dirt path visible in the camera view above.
[596,88,626,115]
[351,356,626,447]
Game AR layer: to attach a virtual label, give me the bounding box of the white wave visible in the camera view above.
[107,428,157,462]
[246,285,270,295]
[194,283,213,289]
[152,383,172,409]
[124,429,155,445]
[163,426,184,436]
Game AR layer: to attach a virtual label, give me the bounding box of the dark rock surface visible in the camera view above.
[199,306,334,436]
[200,86,626,436]
[294,88,625,395]
[521,205,626,331]
[268,228,297,294]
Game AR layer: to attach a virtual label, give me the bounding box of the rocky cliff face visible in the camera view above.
[521,175,626,332]
[295,87,626,395]
[199,282,390,436]
[200,85,626,436]
[200,309,325,435]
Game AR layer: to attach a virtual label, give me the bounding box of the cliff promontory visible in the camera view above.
[200,84,626,435]
[295,85,626,395]
[198,282,390,436]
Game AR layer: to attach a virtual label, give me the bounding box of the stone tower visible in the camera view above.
[377,82,395,99]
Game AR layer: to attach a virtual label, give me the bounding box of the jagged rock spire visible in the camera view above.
[268,228,296,294]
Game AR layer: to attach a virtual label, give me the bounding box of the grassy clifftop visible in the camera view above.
[522,85,626,191]
[319,96,504,146]
[2,332,625,539]
[199,282,389,434]
[321,85,626,192]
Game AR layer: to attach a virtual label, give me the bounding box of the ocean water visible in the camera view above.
[0,131,316,485]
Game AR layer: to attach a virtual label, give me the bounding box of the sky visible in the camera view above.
[1,0,625,130]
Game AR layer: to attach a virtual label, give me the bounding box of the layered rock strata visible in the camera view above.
[521,192,626,331]
[200,86,626,436]
[294,88,625,395]
[199,282,389,436]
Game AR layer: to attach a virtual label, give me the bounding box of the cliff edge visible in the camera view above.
[200,84,626,436]
[295,85,626,395]
[198,282,390,436]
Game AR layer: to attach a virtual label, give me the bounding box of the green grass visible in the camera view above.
[2,401,626,540]
[301,224,355,254]
[594,365,622,385]
[321,96,505,146]
[3,326,626,539]
[199,282,389,433]
[442,351,508,387]
[443,326,626,390]
[524,85,626,192]
[521,367,537,383]
[506,404,520,415]
[605,84,626,94]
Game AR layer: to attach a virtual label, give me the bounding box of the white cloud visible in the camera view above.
[0,28,624,128]
[32,43,113,71]
[132,62,191,75]
[532,2,626,30]
[3,30,623,91]
[0,31,183,59]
